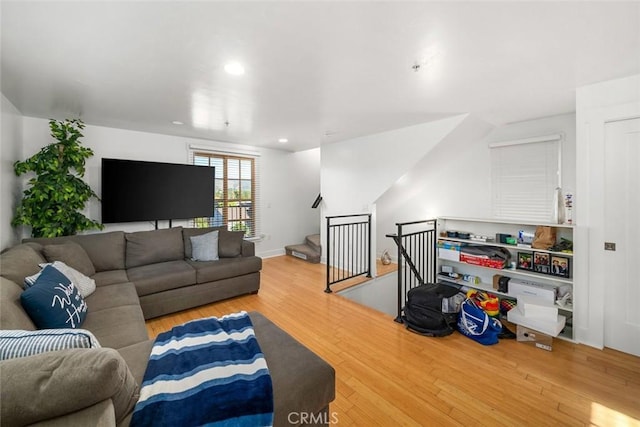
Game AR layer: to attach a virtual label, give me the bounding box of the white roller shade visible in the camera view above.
[490,134,562,223]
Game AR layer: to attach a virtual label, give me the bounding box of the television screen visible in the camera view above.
[101,158,214,223]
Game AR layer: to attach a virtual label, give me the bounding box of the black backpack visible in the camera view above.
[402,283,460,337]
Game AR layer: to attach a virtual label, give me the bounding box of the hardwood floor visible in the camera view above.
[146,256,640,426]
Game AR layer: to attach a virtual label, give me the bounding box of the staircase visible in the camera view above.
[285,234,321,263]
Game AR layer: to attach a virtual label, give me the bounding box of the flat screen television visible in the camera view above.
[101,158,214,223]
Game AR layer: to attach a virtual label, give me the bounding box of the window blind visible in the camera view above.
[187,146,261,238]
[490,134,562,223]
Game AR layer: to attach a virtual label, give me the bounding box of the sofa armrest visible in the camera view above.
[28,400,116,427]
[0,348,138,426]
[241,239,255,257]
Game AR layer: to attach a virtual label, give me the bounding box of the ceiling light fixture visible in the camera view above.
[172,120,184,125]
[278,138,288,143]
[224,62,245,76]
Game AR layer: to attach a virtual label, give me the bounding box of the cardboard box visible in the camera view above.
[438,248,460,262]
[508,279,556,303]
[517,325,553,351]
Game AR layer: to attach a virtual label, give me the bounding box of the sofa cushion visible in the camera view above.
[182,226,223,259]
[26,261,96,297]
[187,256,262,283]
[84,282,140,313]
[117,340,154,386]
[125,227,184,268]
[127,260,196,297]
[29,400,116,427]
[0,328,101,360]
[0,347,139,426]
[0,243,46,285]
[249,312,336,426]
[0,277,36,330]
[92,269,129,287]
[219,230,245,258]
[21,265,88,329]
[82,305,148,349]
[43,242,96,277]
[241,239,255,257]
[25,231,127,272]
[74,231,126,272]
[190,230,219,261]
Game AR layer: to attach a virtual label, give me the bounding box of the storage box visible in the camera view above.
[437,240,465,250]
[507,307,566,336]
[517,296,558,322]
[459,253,505,269]
[508,279,556,303]
[438,248,460,262]
[517,325,553,351]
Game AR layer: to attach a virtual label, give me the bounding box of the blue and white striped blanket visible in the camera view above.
[131,312,273,427]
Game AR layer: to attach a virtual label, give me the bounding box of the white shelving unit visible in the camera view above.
[436,217,574,340]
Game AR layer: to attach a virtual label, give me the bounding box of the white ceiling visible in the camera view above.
[2,1,639,152]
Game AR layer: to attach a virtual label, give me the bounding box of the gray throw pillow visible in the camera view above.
[43,242,96,277]
[190,231,219,261]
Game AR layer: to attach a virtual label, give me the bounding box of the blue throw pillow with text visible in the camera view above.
[20,265,88,329]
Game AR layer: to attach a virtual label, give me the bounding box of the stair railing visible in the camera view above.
[386,219,437,322]
[325,213,372,293]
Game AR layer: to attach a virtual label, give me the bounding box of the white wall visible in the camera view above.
[375,114,494,256]
[19,117,320,257]
[375,113,576,259]
[320,114,468,217]
[575,74,640,349]
[0,94,23,250]
[319,114,469,269]
[259,147,321,257]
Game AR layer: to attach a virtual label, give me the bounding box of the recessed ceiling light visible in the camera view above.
[224,62,245,76]
[278,138,288,143]
[172,120,184,125]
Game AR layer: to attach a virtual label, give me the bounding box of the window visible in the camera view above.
[490,134,562,223]
[191,151,259,238]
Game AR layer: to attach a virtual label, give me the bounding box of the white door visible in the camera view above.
[603,117,640,356]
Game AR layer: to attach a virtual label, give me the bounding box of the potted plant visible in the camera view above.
[12,118,103,237]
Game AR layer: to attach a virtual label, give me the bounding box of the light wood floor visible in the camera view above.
[146,256,640,426]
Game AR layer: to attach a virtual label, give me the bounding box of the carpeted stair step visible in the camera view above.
[285,234,321,264]
[304,234,321,253]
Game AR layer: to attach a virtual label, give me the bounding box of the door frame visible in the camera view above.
[576,98,640,350]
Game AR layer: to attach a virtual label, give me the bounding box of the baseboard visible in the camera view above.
[258,248,286,259]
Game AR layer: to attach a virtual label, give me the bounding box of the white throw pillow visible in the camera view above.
[190,230,220,261]
[24,260,96,297]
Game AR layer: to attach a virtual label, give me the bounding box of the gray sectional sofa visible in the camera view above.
[0,227,336,426]
[24,226,263,319]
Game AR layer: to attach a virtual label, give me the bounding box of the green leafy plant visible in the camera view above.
[12,118,103,237]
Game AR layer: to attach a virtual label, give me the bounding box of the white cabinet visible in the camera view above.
[436,217,574,340]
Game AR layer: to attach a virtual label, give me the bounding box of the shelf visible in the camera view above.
[438,258,573,284]
[437,216,575,229]
[437,216,575,341]
[437,236,574,258]
[437,274,574,313]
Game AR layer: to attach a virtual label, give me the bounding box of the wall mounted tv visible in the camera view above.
[101,158,214,223]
